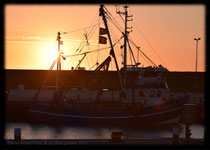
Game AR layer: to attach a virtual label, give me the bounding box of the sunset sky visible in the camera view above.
[5,4,205,72]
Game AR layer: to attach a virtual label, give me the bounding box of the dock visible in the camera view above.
[5,127,205,146]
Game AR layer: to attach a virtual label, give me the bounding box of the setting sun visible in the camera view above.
[48,50,59,61]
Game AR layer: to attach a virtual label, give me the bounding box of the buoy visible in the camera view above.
[14,128,21,142]
[172,127,179,144]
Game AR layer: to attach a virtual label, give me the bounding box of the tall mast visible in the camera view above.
[99,5,124,91]
[124,5,128,84]
[117,5,133,86]
[56,31,61,93]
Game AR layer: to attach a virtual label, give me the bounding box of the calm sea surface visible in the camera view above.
[4,122,205,140]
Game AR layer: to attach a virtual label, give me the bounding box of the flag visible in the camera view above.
[99,36,107,44]
[60,40,63,45]
[99,27,107,35]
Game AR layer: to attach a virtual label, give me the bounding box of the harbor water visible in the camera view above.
[5,122,205,140]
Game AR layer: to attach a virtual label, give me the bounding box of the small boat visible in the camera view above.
[29,5,190,127]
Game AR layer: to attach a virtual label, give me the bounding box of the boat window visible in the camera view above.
[157,90,161,97]
[149,90,155,97]
[139,90,146,97]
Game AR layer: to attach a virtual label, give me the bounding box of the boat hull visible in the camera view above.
[29,96,189,127]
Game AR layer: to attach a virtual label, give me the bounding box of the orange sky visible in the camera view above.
[5,4,205,72]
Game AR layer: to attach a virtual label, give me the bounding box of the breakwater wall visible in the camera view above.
[5,69,205,92]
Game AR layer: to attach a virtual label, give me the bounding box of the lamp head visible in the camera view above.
[194,38,201,40]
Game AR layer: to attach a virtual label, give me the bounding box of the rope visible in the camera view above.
[128,38,157,67]
[64,46,110,58]
[132,21,168,69]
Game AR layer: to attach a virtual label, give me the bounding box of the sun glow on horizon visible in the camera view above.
[5,5,205,71]
[48,50,59,62]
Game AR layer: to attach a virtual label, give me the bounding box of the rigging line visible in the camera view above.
[69,31,92,69]
[137,47,157,67]
[68,42,85,70]
[68,23,98,69]
[139,52,151,67]
[76,18,102,55]
[108,20,124,65]
[118,13,125,23]
[84,20,102,66]
[76,30,123,58]
[86,41,94,66]
[115,27,124,60]
[63,53,71,70]
[128,38,157,67]
[133,46,151,67]
[109,22,123,65]
[62,12,99,35]
[127,38,136,65]
[97,18,102,61]
[107,16,124,34]
[103,8,124,33]
[69,55,78,70]
[132,21,168,68]
[67,26,101,69]
[61,24,98,34]
[66,59,73,70]
[64,46,111,58]
[65,29,121,69]
[104,6,124,32]
[86,11,99,35]
[129,46,133,65]
[82,14,101,50]
[89,63,97,70]
[75,13,99,54]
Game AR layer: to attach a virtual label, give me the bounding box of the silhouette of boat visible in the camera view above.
[29,5,190,127]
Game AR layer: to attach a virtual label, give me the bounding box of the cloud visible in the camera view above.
[63,38,98,45]
[5,36,49,43]
[6,36,99,45]
[5,36,98,45]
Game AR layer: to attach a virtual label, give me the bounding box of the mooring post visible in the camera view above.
[14,128,21,142]
[111,132,123,143]
[183,104,196,139]
[111,89,114,102]
[185,113,192,139]
[172,126,180,144]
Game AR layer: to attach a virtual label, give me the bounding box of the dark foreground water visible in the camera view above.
[4,122,205,140]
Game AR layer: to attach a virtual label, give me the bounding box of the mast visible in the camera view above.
[56,31,61,93]
[99,5,124,92]
[117,5,133,86]
[124,5,128,84]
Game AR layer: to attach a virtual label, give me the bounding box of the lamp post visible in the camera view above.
[194,38,201,99]
[194,38,201,72]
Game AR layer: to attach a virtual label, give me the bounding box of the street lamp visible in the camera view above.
[194,38,201,100]
[194,38,201,72]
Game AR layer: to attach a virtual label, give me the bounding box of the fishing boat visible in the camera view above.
[29,5,190,127]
